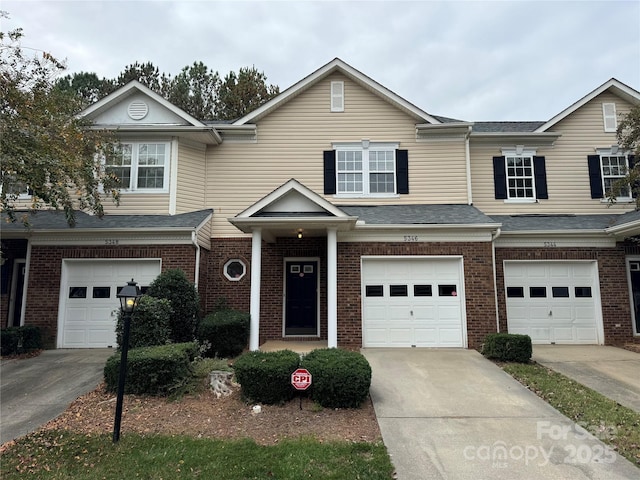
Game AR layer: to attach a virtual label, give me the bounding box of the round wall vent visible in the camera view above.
[127,100,149,120]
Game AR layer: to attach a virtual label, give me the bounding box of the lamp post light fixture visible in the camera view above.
[112,278,141,443]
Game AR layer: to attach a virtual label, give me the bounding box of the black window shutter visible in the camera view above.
[629,155,637,197]
[493,156,507,199]
[533,156,548,199]
[396,149,409,194]
[587,155,603,199]
[323,150,336,195]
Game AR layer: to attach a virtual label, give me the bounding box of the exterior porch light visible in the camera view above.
[297,230,303,239]
[113,278,141,443]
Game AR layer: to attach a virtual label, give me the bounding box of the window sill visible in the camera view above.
[503,199,538,204]
[600,198,634,204]
[334,194,400,199]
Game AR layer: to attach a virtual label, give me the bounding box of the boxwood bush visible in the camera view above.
[104,342,197,396]
[233,350,300,404]
[115,295,172,349]
[301,348,372,408]
[198,309,249,358]
[146,269,200,343]
[482,333,532,363]
[0,326,42,355]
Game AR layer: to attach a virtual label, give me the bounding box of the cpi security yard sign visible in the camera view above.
[291,368,312,391]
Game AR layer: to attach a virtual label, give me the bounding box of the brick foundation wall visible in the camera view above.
[495,245,637,346]
[25,244,197,347]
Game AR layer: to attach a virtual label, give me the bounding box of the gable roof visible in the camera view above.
[535,78,640,132]
[233,58,442,125]
[80,81,205,126]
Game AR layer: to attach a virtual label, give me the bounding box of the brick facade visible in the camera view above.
[210,238,497,350]
[25,244,197,347]
[494,244,638,346]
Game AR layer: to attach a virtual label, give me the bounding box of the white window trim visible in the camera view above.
[602,103,617,133]
[332,141,399,198]
[224,259,247,281]
[106,140,171,193]
[330,81,344,112]
[501,148,537,203]
[597,147,632,202]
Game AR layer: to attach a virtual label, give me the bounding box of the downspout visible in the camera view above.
[20,240,32,326]
[191,230,200,290]
[491,228,501,332]
[465,126,473,205]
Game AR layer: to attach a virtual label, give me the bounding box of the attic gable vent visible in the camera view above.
[128,100,149,120]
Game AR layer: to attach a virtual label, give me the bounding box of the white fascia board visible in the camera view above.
[233,58,440,125]
[87,125,222,144]
[470,131,560,146]
[228,216,357,233]
[535,79,640,133]
[80,80,207,127]
[605,219,640,238]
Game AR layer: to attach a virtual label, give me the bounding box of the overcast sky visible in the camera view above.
[3,0,639,121]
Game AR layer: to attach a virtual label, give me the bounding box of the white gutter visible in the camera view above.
[491,228,502,333]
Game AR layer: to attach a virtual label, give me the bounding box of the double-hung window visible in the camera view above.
[601,154,629,197]
[492,149,548,202]
[334,142,398,196]
[505,154,535,199]
[106,141,169,192]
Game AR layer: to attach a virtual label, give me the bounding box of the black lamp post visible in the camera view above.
[113,278,141,443]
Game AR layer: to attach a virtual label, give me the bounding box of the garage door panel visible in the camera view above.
[362,258,464,348]
[60,259,161,348]
[504,261,600,344]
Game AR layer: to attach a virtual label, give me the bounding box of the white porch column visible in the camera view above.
[249,228,262,351]
[327,228,338,348]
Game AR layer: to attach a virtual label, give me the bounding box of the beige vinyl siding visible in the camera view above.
[207,73,469,237]
[176,141,206,214]
[471,91,635,215]
[102,193,170,214]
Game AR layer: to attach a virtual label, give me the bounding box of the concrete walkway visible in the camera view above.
[533,345,640,414]
[363,348,640,480]
[0,349,113,444]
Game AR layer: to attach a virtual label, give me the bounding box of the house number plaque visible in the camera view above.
[404,235,419,242]
[104,239,120,246]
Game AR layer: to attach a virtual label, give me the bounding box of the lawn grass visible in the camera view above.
[0,430,394,479]
[503,362,640,467]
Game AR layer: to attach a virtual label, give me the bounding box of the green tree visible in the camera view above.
[0,17,120,226]
[54,71,113,108]
[114,61,170,95]
[214,66,280,120]
[166,61,219,120]
[609,105,640,208]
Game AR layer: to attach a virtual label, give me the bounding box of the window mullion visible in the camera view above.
[362,149,370,195]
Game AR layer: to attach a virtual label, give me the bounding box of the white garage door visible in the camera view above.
[362,257,465,347]
[58,259,162,348]
[504,261,602,344]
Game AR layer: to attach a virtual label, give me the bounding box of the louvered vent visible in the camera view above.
[127,100,149,120]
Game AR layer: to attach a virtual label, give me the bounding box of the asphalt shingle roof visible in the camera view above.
[340,204,497,225]
[472,121,546,133]
[1,209,213,231]
[612,209,640,227]
[491,214,620,232]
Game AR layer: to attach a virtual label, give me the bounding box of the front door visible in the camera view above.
[284,260,318,336]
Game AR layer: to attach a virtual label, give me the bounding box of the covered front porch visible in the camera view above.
[229,179,357,350]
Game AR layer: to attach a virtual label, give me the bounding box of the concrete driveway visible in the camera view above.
[0,349,113,444]
[533,345,640,414]
[363,348,640,480]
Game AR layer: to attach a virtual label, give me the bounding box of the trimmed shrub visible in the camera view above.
[104,342,197,395]
[115,295,172,350]
[233,350,300,404]
[482,333,532,363]
[1,328,20,355]
[0,326,43,355]
[198,309,249,358]
[146,269,200,343]
[301,348,372,408]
